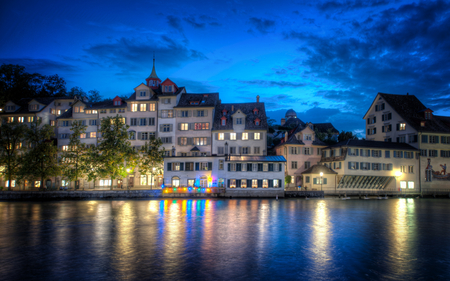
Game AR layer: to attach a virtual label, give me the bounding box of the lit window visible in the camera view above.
[90,132,96,138]
[252,179,258,188]
[140,175,147,185]
[399,123,406,130]
[230,179,236,188]
[241,179,247,188]
[131,104,138,112]
[80,133,86,139]
[230,133,236,140]
[172,177,180,187]
[62,145,69,151]
[263,179,268,188]
[100,180,111,186]
[242,133,248,140]
[6,180,16,187]
[18,117,24,123]
[35,181,41,188]
[140,104,147,111]
[218,133,224,140]
[408,181,414,189]
[180,123,188,130]
[400,181,407,189]
[254,133,260,140]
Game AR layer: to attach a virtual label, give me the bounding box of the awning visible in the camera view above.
[337,175,394,189]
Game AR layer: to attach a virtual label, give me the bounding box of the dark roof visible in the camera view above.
[213,102,268,131]
[284,117,304,127]
[377,93,450,133]
[301,164,337,175]
[89,100,127,110]
[1,96,73,115]
[190,146,200,151]
[325,139,418,151]
[57,108,72,119]
[126,92,158,101]
[126,86,186,101]
[174,93,219,108]
[314,123,339,134]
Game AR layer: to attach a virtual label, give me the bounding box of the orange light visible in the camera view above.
[207,188,211,193]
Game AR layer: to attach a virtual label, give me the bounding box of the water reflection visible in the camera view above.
[311,201,331,270]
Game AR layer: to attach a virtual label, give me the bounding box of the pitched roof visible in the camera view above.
[325,139,418,151]
[213,102,268,131]
[0,96,73,115]
[377,93,450,134]
[89,100,127,110]
[314,123,339,134]
[175,93,219,108]
[275,123,327,148]
[57,107,72,119]
[301,164,337,175]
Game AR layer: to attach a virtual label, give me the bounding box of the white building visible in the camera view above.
[364,92,450,190]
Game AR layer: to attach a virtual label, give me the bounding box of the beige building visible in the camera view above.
[364,92,450,190]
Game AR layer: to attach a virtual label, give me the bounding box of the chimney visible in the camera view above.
[406,92,409,95]
[231,105,234,111]
[256,95,260,103]
[285,133,288,142]
[281,118,285,126]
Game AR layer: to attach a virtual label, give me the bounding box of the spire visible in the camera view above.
[149,53,159,79]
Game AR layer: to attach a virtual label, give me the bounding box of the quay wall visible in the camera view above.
[0,190,163,201]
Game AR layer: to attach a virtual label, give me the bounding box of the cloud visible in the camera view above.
[317,0,390,12]
[238,79,307,88]
[248,17,276,34]
[167,15,183,33]
[183,15,222,28]
[83,36,207,73]
[285,0,450,113]
[183,17,205,29]
[0,58,77,74]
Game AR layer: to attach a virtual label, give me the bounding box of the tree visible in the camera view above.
[84,145,104,190]
[97,115,137,190]
[139,137,165,188]
[60,121,88,190]
[338,131,358,142]
[67,86,87,100]
[0,121,28,190]
[285,175,292,185]
[0,64,67,107]
[315,128,338,145]
[88,89,102,103]
[19,120,60,189]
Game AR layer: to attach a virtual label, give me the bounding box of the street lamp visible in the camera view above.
[395,171,403,193]
[320,172,323,191]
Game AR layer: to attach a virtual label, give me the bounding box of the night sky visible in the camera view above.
[2,0,450,136]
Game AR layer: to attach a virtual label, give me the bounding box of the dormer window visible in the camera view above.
[425,112,432,120]
[29,104,39,111]
[190,101,199,105]
[139,91,146,97]
[253,108,259,115]
[222,109,227,116]
[255,118,261,126]
[6,105,15,111]
[203,94,208,97]
[114,100,121,106]
[221,116,227,126]
[164,85,173,92]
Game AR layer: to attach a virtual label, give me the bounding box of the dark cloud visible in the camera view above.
[183,15,222,29]
[239,79,307,88]
[83,36,207,73]
[167,15,183,32]
[317,0,390,12]
[248,17,276,34]
[183,17,205,28]
[285,0,450,113]
[0,58,76,74]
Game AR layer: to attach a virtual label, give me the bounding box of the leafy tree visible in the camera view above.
[97,115,137,190]
[0,121,28,190]
[139,137,165,188]
[338,131,358,142]
[60,121,88,190]
[0,64,67,107]
[84,145,104,190]
[67,86,87,100]
[285,175,292,185]
[88,89,102,103]
[19,120,60,189]
[315,128,338,145]
[267,118,276,127]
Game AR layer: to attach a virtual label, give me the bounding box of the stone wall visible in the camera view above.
[0,190,162,201]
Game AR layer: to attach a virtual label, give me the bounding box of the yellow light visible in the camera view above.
[320,172,323,177]
[395,171,402,177]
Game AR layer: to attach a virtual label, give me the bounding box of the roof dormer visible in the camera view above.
[220,116,227,126]
[254,117,261,126]
[161,78,178,93]
[253,108,259,115]
[222,109,228,116]
[5,101,18,112]
[424,108,433,120]
[113,96,123,106]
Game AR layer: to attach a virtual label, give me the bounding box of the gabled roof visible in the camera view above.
[175,93,219,108]
[301,164,337,175]
[213,102,268,131]
[0,96,73,115]
[275,123,327,148]
[367,92,450,134]
[57,107,72,119]
[324,139,418,151]
[89,100,127,110]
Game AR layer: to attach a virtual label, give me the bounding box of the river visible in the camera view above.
[1,198,450,280]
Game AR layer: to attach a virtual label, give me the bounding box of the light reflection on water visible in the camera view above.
[1,199,450,280]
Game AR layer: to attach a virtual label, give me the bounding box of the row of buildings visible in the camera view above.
[1,61,449,194]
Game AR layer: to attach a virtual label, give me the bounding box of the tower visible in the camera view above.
[145,54,161,90]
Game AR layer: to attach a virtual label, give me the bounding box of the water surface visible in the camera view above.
[1,198,450,280]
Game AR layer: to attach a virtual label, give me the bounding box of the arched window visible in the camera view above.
[172,176,180,187]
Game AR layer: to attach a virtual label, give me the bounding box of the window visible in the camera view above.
[27,116,34,122]
[254,147,260,154]
[263,179,268,188]
[162,124,171,132]
[236,118,243,124]
[162,98,171,104]
[255,120,260,126]
[393,151,403,158]
[164,85,173,92]
[397,123,406,131]
[130,118,137,126]
[372,150,382,157]
[80,133,86,139]
[194,137,207,146]
[367,116,376,124]
[221,118,226,126]
[408,181,414,189]
[441,136,450,144]
[254,133,261,140]
[400,181,407,189]
[382,113,392,121]
[304,147,311,155]
[382,124,392,132]
[404,151,413,159]
[131,104,138,112]
[180,123,188,131]
[304,134,312,141]
[140,175,148,185]
[218,133,224,140]
[372,163,382,171]
[100,180,111,186]
[149,118,155,126]
[334,162,342,169]
[252,179,258,188]
[375,103,385,111]
[129,131,136,140]
[305,161,311,169]
[429,150,438,157]
[385,151,390,158]
[430,136,439,144]
[258,163,263,171]
[218,147,224,154]
[180,137,187,146]
[90,132,96,138]
[180,110,189,117]
[161,137,172,144]
[348,148,359,156]
[141,132,148,140]
[114,100,122,106]
[242,147,249,154]
[197,110,205,117]
[408,166,414,173]
[230,133,236,140]
[408,135,418,143]
[291,161,298,169]
[400,166,407,173]
[360,162,370,170]
[6,105,15,111]
[140,118,147,126]
[109,109,116,114]
[140,91,146,97]
[383,163,393,170]
[62,121,69,127]
[441,150,450,158]
[230,147,236,154]
[348,162,359,170]
[420,149,427,157]
[195,123,209,130]
[139,104,146,111]
[219,160,224,170]
[242,133,248,140]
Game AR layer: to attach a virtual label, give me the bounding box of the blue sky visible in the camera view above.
[2,0,450,137]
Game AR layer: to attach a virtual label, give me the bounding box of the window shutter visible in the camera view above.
[227,179,230,188]
[356,162,359,169]
[208,162,212,170]
[187,110,191,117]
[324,178,327,184]
[138,132,142,140]
[167,163,172,171]
[207,137,211,145]
[195,163,199,171]
[204,110,208,117]
[348,162,352,169]
[249,133,254,140]
[396,124,400,131]
[382,115,385,121]
[269,180,273,188]
[178,137,181,145]
[397,137,399,143]
[169,124,173,132]
[159,124,163,132]
[180,163,184,171]
[400,151,403,158]
[237,132,242,140]
[215,133,218,140]
[189,123,194,130]
[225,133,230,140]
[313,178,317,184]
[258,179,262,188]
